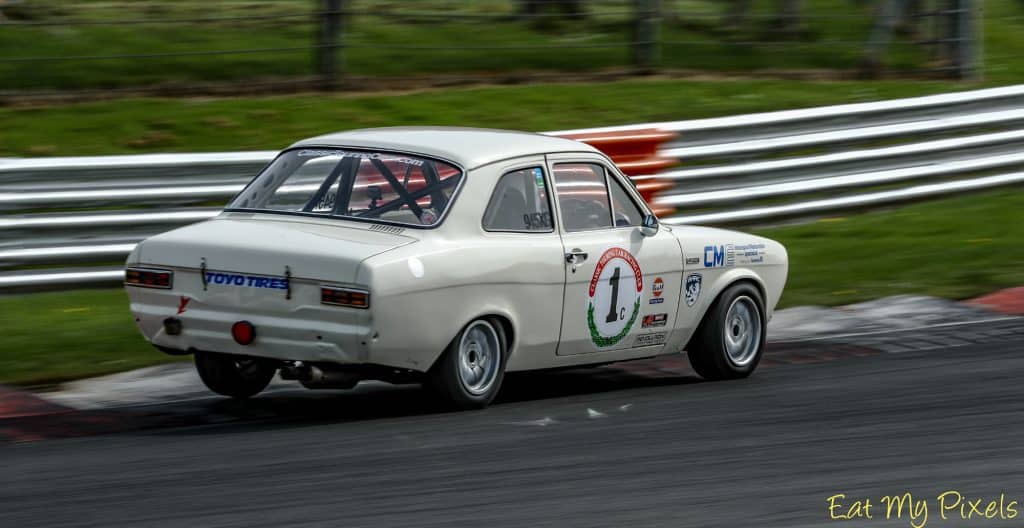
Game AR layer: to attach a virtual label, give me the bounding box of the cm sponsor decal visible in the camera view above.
[703,244,735,268]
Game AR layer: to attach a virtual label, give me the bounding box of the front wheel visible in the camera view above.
[687,283,766,380]
[428,318,508,410]
[195,351,276,399]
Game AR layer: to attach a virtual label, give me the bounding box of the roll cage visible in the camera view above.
[226,148,464,228]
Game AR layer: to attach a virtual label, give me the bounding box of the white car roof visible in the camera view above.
[289,126,602,169]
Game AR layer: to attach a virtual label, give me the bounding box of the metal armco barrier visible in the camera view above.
[3,85,1024,290]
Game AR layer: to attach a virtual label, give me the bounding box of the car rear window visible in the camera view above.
[228,148,463,227]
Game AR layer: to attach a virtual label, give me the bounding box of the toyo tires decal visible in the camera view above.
[586,247,643,347]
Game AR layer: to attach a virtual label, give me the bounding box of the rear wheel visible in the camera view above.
[428,318,507,409]
[687,282,766,380]
[194,351,276,399]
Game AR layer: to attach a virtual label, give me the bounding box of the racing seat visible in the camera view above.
[489,187,529,230]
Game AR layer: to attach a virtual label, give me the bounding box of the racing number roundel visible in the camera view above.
[587,248,643,347]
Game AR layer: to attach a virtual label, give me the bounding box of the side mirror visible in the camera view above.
[640,214,659,237]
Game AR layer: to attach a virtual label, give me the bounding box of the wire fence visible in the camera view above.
[0,0,983,96]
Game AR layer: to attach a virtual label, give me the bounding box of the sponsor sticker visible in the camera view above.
[641,313,668,328]
[204,272,289,291]
[633,332,667,348]
[703,244,735,268]
[685,273,703,307]
[296,149,424,166]
[685,256,701,265]
[734,242,767,265]
[649,276,666,304]
[586,248,643,348]
[176,296,191,315]
[533,167,545,188]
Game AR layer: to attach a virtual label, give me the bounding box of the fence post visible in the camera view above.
[776,0,802,34]
[861,0,904,78]
[314,0,344,88]
[951,0,980,80]
[631,0,661,72]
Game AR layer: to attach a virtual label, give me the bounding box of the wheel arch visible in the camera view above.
[426,309,518,372]
[686,272,768,350]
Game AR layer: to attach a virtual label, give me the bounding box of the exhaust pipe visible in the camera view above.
[280,361,359,390]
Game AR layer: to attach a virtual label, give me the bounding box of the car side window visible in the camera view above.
[483,167,554,232]
[608,174,645,227]
[552,163,613,232]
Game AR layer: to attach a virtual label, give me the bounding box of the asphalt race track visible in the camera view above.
[2,319,1024,528]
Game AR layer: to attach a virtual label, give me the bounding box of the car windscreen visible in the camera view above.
[227,148,463,227]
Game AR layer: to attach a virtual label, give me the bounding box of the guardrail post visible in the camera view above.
[631,0,661,72]
[314,0,344,89]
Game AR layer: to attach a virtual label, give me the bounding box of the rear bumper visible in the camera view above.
[128,286,374,365]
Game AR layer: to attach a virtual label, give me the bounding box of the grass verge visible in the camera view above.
[754,188,1024,307]
[0,77,966,157]
[0,289,182,387]
[2,187,1021,386]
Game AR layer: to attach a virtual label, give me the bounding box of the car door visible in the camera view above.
[479,159,566,367]
[548,154,683,356]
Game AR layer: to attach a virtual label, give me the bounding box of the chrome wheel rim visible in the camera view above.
[723,296,762,367]
[457,321,501,396]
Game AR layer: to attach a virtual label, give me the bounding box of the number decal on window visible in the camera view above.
[522,212,552,230]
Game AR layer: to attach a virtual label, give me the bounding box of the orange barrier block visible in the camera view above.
[555,129,679,217]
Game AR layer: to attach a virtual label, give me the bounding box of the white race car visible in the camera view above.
[125,127,788,408]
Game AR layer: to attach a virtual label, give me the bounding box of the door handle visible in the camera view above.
[565,249,588,265]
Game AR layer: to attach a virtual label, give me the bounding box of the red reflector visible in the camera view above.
[231,321,256,345]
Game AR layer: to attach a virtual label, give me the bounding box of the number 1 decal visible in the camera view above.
[586,248,643,348]
[605,267,621,323]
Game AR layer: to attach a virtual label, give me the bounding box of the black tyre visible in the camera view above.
[428,318,508,410]
[687,282,766,380]
[194,351,276,399]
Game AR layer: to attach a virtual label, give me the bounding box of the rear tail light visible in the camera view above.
[231,321,256,345]
[321,286,370,309]
[125,267,173,289]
